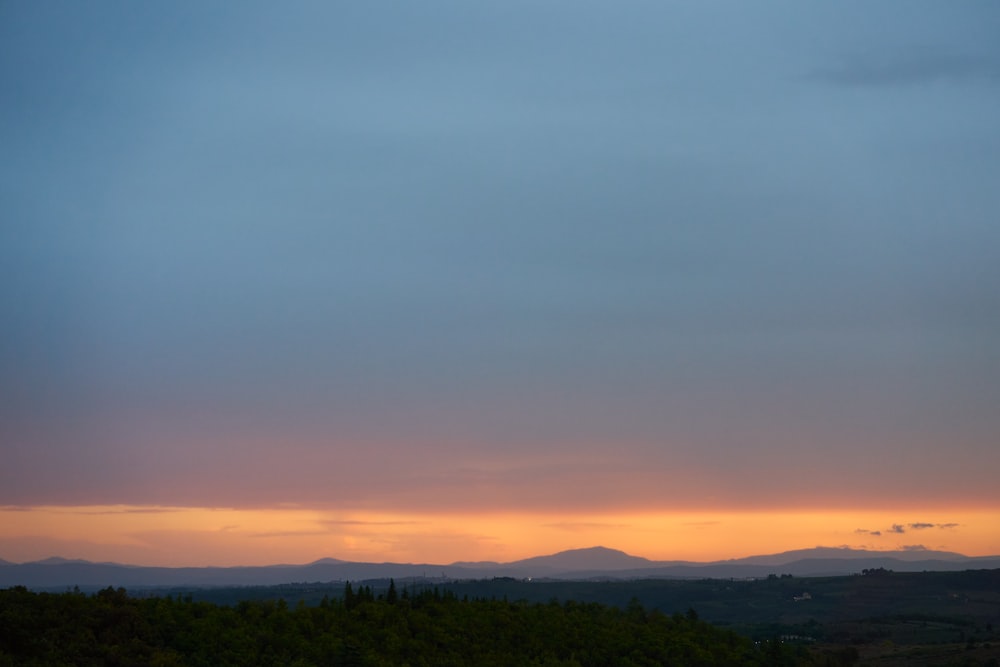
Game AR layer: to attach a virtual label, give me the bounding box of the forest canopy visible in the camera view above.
[0,584,799,666]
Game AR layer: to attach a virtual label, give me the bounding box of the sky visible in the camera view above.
[2,1,999,567]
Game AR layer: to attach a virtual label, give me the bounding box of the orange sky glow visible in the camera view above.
[2,505,997,567]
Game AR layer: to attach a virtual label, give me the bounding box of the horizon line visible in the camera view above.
[3,544,990,569]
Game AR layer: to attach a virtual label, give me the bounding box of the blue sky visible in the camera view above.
[2,2,999,520]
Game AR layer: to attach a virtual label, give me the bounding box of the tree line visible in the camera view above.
[0,583,806,666]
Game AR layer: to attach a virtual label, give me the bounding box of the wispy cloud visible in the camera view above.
[812,48,1000,87]
[904,522,960,531]
[20,506,182,516]
[322,520,429,527]
[542,522,631,531]
[104,508,179,515]
[901,544,928,551]
[248,530,331,539]
[865,522,961,536]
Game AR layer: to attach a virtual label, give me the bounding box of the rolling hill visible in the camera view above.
[2,545,998,589]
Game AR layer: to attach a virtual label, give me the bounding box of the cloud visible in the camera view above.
[812,48,1000,87]
[322,520,429,527]
[904,522,961,531]
[248,531,331,539]
[542,522,632,532]
[91,507,179,515]
[889,524,906,534]
[870,531,881,536]
[0,505,184,516]
[901,544,928,551]
[17,506,182,516]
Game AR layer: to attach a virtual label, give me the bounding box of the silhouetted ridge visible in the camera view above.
[3,546,998,589]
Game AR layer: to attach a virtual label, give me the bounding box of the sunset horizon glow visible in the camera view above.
[3,504,997,568]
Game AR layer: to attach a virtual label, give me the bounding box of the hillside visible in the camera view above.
[3,546,999,589]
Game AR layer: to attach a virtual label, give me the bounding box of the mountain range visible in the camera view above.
[2,546,998,590]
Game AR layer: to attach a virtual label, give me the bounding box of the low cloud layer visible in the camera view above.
[812,48,1000,87]
[856,522,960,538]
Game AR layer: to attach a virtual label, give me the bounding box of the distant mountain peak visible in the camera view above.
[549,546,638,558]
[307,557,348,565]
[2,546,998,589]
[33,557,94,566]
[510,545,653,572]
